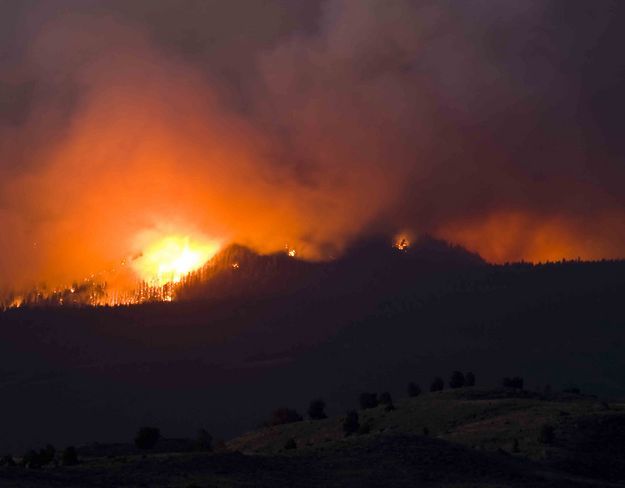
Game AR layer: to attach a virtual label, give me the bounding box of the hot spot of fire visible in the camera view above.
[131,235,221,286]
[394,235,410,251]
[285,244,297,257]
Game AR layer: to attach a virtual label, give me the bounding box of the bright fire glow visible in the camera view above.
[394,235,410,251]
[131,235,221,286]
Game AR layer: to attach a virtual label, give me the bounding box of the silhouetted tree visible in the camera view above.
[40,444,55,465]
[21,450,42,469]
[359,392,378,409]
[61,446,78,466]
[343,410,359,436]
[539,424,555,444]
[465,371,476,387]
[284,438,297,450]
[379,392,395,411]
[430,377,444,392]
[407,382,421,397]
[449,371,465,389]
[269,408,303,426]
[21,445,55,468]
[213,439,227,452]
[308,399,327,420]
[512,438,520,453]
[358,419,372,435]
[423,427,429,436]
[502,377,524,389]
[0,455,15,467]
[134,427,160,450]
[196,429,213,451]
[563,386,581,394]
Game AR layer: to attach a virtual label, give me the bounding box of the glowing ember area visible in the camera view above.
[131,235,221,286]
[394,235,410,251]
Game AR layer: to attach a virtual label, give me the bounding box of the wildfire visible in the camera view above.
[131,235,221,286]
[394,234,410,251]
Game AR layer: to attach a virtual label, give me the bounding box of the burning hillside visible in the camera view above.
[0,235,486,310]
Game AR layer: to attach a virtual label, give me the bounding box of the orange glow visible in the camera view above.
[394,234,411,251]
[131,235,221,286]
[2,13,624,301]
[435,211,623,264]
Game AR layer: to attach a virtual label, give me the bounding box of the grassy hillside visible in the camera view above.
[2,387,623,487]
[230,388,592,455]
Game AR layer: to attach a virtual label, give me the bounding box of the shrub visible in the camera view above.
[465,371,476,387]
[284,438,297,450]
[430,377,444,392]
[40,444,55,465]
[213,439,227,452]
[407,382,421,397]
[358,419,372,435]
[0,455,15,467]
[196,429,213,451]
[134,427,161,450]
[539,424,555,444]
[359,392,378,409]
[502,377,524,389]
[563,386,581,394]
[61,446,78,466]
[308,399,327,420]
[449,371,465,389]
[379,392,395,411]
[21,450,43,469]
[343,410,359,436]
[269,408,303,426]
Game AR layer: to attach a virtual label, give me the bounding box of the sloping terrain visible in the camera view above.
[228,387,625,484]
[1,388,623,487]
[231,388,621,459]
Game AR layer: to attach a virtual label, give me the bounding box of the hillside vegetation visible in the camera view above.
[2,386,624,487]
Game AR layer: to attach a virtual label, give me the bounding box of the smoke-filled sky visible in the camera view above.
[1,0,625,290]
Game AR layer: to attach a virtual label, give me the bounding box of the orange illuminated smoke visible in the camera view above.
[131,235,221,286]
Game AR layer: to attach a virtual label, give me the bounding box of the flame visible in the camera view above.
[131,235,221,286]
[394,234,410,251]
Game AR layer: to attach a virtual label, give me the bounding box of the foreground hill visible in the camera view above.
[1,387,623,487]
[231,387,625,481]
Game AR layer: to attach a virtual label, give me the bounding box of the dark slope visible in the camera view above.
[0,434,616,487]
[1,238,625,454]
[175,235,484,302]
[3,387,624,488]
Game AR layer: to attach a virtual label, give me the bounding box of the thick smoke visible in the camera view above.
[1,0,625,291]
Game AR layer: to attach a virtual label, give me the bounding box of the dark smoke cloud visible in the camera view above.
[1,0,625,290]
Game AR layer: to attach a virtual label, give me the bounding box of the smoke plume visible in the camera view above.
[1,0,625,291]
